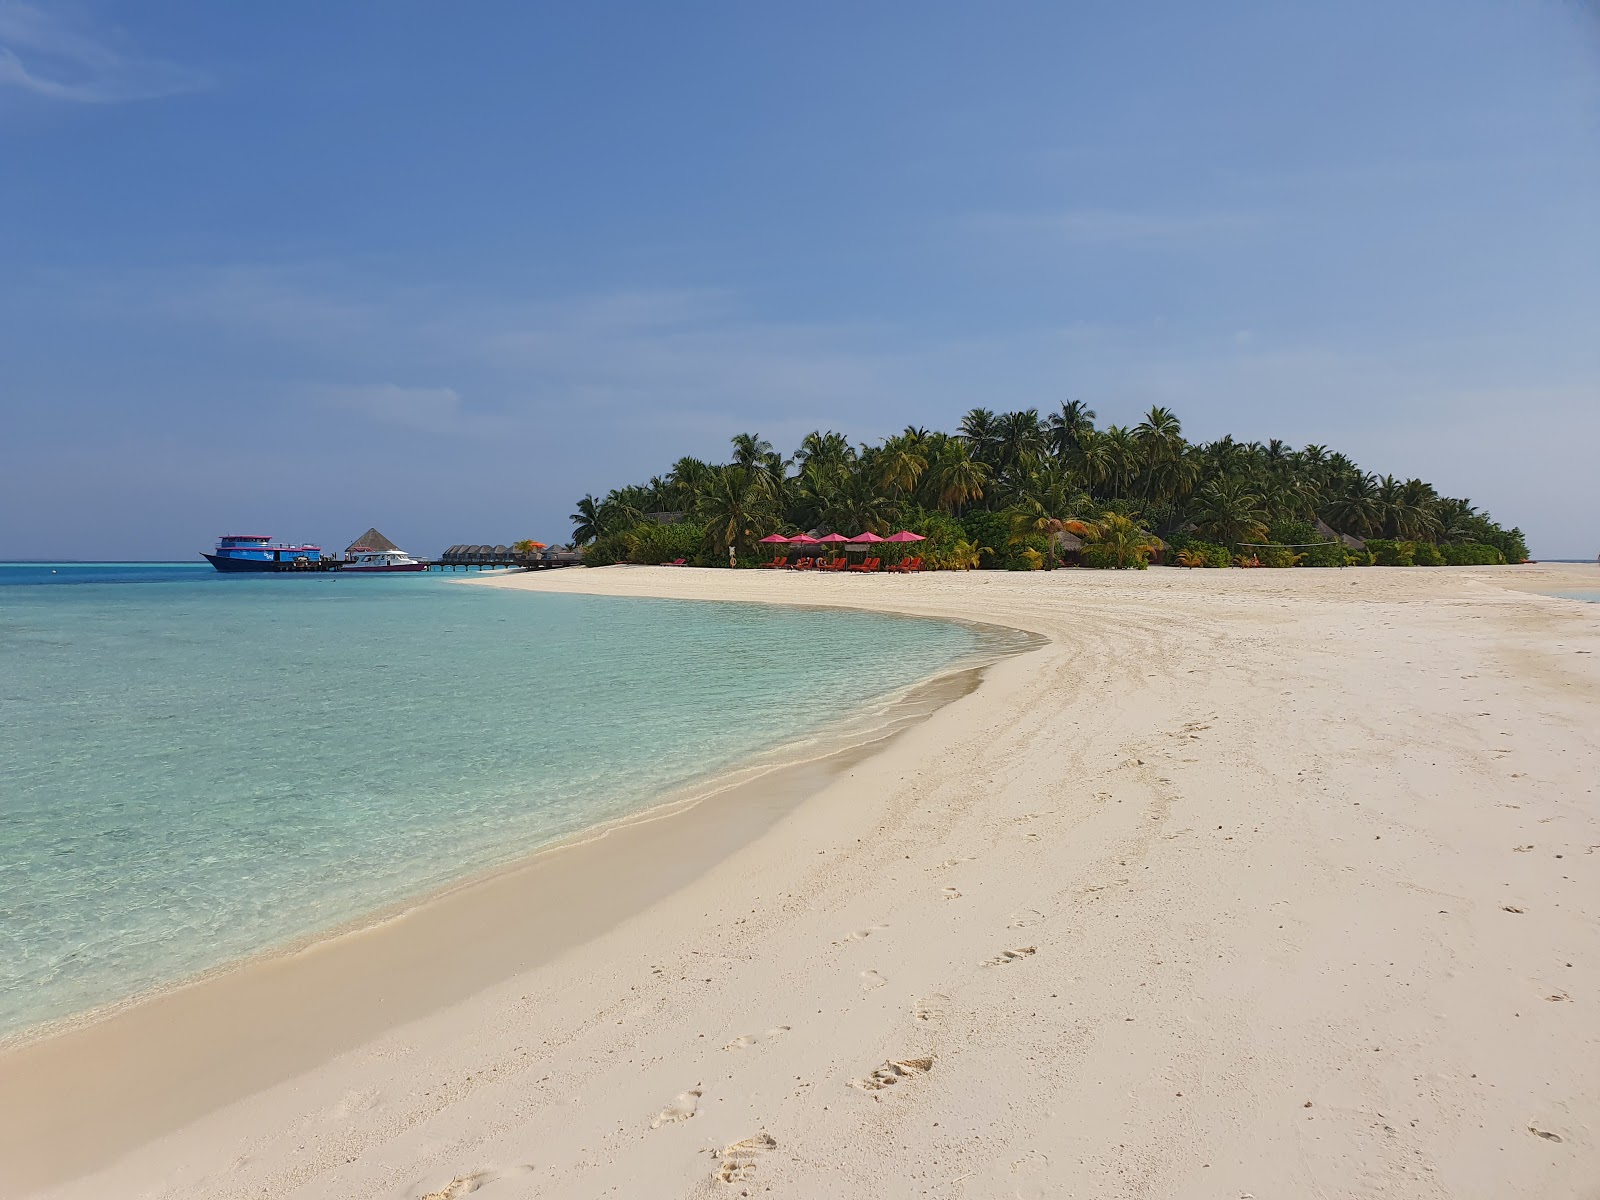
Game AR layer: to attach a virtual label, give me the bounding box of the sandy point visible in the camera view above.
[5,562,1598,1199]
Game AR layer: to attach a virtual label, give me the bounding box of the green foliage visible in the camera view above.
[1367,539,1416,566]
[1081,543,1149,569]
[1438,542,1505,566]
[625,521,709,566]
[1172,539,1231,568]
[960,510,1013,570]
[1411,540,1444,567]
[1080,511,1159,568]
[579,521,711,566]
[1257,545,1303,568]
[570,417,1527,572]
[582,529,636,566]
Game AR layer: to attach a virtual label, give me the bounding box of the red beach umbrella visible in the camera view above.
[758,534,790,544]
[885,531,926,542]
[848,531,885,543]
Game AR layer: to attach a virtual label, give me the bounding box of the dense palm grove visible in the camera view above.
[572,404,1527,570]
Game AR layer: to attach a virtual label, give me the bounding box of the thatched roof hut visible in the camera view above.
[1316,518,1365,551]
[347,527,400,556]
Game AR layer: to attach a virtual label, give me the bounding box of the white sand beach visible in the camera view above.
[5,563,1598,1199]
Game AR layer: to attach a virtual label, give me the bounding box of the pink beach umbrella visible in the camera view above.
[788,533,820,545]
[885,531,926,543]
[814,533,849,544]
[847,531,885,543]
[758,534,790,544]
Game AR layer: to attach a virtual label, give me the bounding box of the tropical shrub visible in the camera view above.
[1367,539,1416,566]
[1439,542,1505,566]
[960,511,1012,570]
[581,529,637,566]
[1300,540,1351,567]
[1080,512,1158,568]
[1257,545,1303,568]
[939,538,987,570]
[1170,537,1231,568]
[1411,540,1444,567]
[625,521,708,566]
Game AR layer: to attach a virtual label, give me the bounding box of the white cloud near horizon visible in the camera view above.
[0,1,206,102]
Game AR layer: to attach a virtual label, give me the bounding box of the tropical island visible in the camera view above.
[571,405,1529,570]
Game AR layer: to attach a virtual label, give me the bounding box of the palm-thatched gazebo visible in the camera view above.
[346,527,401,558]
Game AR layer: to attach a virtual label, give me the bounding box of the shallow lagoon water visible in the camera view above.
[0,564,986,1038]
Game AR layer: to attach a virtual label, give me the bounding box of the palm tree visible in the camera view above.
[878,439,928,499]
[1099,426,1140,499]
[698,466,780,559]
[995,409,1047,472]
[1190,478,1269,547]
[930,447,989,515]
[795,430,853,469]
[1082,511,1161,568]
[1320,472,1382,537]
[1046,400,1097,459]
[569,494,606,545]
[666,456,714,512]
[958,408,1001,465]
[1133,406,1185,504]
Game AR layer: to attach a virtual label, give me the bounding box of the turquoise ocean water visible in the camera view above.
[0,563,990,1039]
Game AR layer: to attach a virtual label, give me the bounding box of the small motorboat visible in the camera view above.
[341,545,428,573]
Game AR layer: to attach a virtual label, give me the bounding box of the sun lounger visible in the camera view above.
[758,556,789,569]
[818,557,848,571]
[791,557,815,570]
[847,556,880,573]
[886,556,922,573]
[660,557,687,566]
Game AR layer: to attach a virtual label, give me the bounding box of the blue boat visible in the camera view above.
[203,534,325,572]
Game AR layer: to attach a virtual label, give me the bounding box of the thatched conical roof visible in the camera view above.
[347,527,400,554]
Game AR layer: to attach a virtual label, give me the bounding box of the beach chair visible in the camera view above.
[791,557,815,570]
[847,556,880,573]
[758,556,789,569]
[659,557,687,566]
[886,556,922,573]
[819,557,848,571]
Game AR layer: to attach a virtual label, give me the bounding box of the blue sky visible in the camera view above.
[1,0,1596,559]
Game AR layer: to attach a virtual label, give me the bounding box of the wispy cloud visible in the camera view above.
[310,383,512,438]
[0,1,206,103]
[962,207,1264,247]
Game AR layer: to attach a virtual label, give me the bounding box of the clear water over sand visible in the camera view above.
[0,564,986,1038]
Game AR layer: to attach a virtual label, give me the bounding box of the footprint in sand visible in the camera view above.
[650,1088,702,1128]
[941,887,963,900]
[985,946,1037,966]
[715,1132,778,1183]
[1007,908,1043,929]
[419,1166,535,1199]
[1024,832,1042,842]
[913,993,948,1023]
[853,1057,934,1091]
[722,1025,792,1051]
[842,924,889,943]
[860,969,888,992]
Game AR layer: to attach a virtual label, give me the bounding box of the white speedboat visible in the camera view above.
[341,545,428,573]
